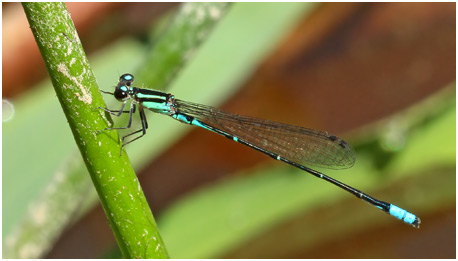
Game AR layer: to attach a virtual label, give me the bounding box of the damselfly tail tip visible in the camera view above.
[411,217,421,229]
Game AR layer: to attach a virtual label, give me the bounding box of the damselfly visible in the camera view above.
[97,73,420,228]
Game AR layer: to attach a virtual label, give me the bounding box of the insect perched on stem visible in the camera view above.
[97,73,420,228]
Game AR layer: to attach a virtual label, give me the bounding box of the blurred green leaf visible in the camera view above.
[136,2,230,90]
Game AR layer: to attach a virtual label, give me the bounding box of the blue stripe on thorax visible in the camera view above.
[136,88,172,114]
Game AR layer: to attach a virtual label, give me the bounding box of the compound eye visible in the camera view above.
[119,73,134,86]
[114,85,129,100]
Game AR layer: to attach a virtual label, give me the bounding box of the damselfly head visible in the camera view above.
[112,73,135,101]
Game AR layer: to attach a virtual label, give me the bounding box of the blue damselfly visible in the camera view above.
[97,73,420,228]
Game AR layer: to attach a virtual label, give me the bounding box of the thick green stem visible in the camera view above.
[22,3,168,258]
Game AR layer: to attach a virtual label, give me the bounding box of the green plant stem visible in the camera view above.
[22,3,168,258]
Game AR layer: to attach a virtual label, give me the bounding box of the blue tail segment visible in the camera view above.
[389,204,421,228]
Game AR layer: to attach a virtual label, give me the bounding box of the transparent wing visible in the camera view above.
[175,99,356,170]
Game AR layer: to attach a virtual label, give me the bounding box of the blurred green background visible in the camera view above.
[3,2,455,258]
